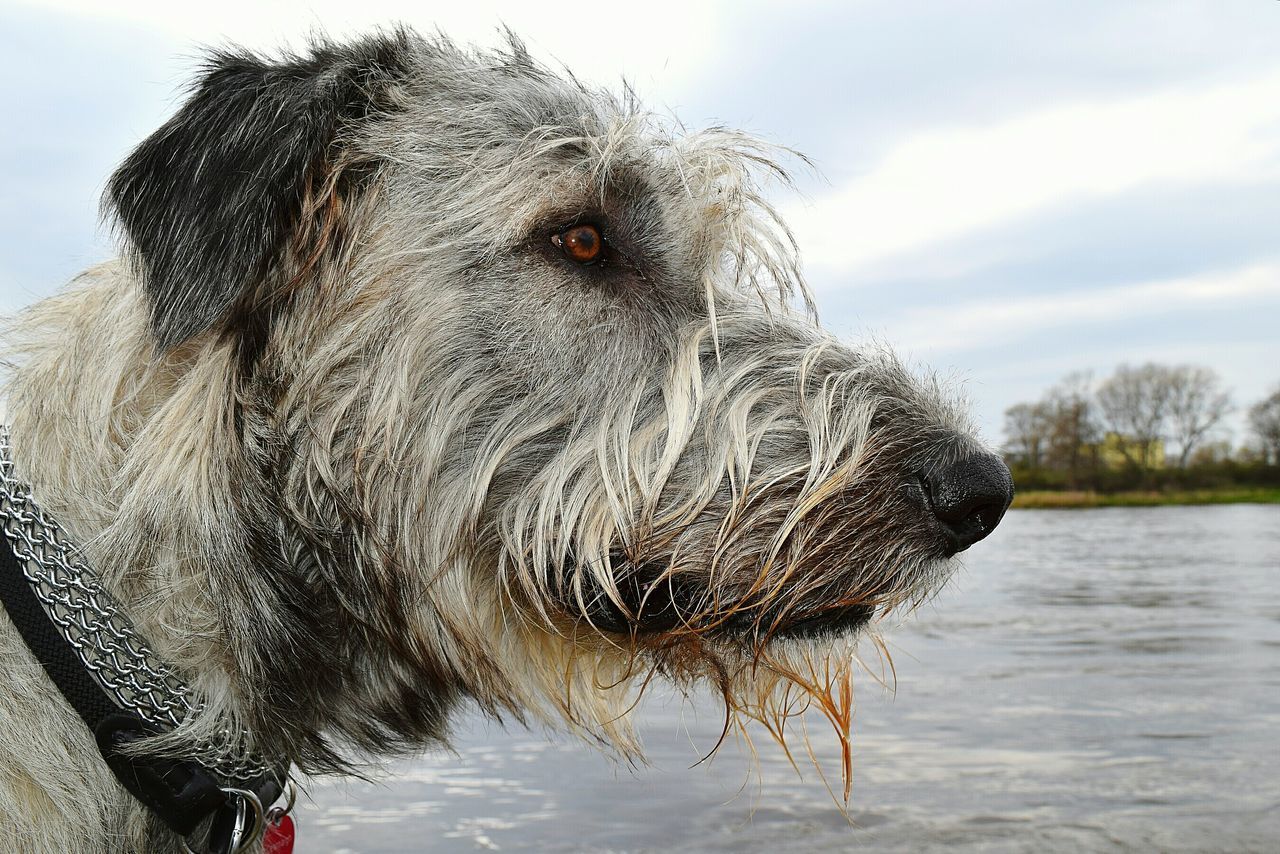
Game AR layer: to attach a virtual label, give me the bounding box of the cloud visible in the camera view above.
[890,262,1280,355]
[787,69,1280,281]
[19,0,728,93]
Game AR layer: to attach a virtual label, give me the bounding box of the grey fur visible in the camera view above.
[0,29,997,852]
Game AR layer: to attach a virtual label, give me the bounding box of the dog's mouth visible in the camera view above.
[573,562,701,635]
[565,554,879,642]
[767,602,877,639]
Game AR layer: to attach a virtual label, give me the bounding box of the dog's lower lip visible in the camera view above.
[773,603,876,639]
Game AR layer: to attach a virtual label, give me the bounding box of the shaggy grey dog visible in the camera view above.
[0,28,1012,852]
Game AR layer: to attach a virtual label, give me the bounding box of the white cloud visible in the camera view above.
[789,70,1280,281]
[890,262,1280,354]
[20,0,728,93]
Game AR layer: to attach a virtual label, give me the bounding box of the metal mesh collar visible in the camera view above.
[0,425,274,783]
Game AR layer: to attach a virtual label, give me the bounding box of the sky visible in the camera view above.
[2,0,1278,445]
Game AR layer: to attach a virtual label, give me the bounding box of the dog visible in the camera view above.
[0,28,1013,852]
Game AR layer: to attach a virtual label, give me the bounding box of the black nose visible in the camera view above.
[920,452,1014,553]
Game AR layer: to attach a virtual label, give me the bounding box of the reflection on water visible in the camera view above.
[299,505,1280,852]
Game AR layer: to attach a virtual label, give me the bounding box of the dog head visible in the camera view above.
[103,29,1011,782]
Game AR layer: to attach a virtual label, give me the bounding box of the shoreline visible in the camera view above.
[1012,488,1280,509]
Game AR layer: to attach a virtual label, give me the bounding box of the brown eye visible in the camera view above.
[552,224,603,264]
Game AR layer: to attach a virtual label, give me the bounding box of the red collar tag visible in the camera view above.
[263,814,295,854]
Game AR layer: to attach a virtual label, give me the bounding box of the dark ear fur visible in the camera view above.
[107,31,416,350]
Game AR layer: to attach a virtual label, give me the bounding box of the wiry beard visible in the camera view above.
[432,311,969,797]
[495,612,906,804]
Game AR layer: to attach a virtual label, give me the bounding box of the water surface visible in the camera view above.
[298,505,1280,852]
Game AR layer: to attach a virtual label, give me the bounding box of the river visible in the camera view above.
[297,505,1280,852]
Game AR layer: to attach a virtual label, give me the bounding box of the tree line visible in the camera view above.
[1004,363,1280,491]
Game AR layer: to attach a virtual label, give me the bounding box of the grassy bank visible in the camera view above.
[1012,487,1280,509]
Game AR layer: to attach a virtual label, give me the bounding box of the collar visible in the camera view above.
[0,426,290,853]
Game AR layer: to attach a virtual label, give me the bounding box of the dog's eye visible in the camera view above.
[552,224,603,265]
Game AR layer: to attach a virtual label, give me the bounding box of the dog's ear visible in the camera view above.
[107,32,416,350]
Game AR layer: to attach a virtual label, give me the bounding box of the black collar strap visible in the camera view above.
[0,500,285,852]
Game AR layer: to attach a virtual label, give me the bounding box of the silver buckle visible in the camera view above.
[180,787,264,854]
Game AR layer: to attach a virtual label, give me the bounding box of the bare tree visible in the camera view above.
[1249,386,1280,465]
[1043,371,1100,484]
[1096,363,1172,476]
[1165,365,1232,468]
[1004,401,1051,468]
